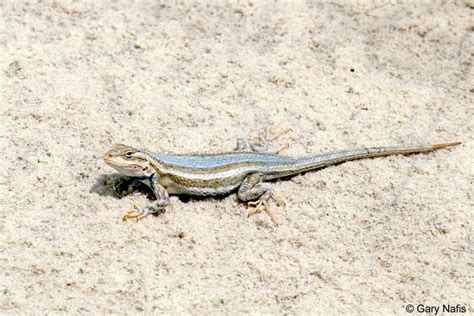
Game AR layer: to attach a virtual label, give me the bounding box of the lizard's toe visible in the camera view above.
[247,200,278,226]
[270,192,286,207]
[122,205,150,221]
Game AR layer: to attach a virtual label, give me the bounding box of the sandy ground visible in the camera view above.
[1,0,473,314]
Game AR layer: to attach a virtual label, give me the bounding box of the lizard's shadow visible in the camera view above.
[90,173,154,200]
[90,173,221,204]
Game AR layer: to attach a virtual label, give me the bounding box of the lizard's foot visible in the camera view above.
[247,197,278,226]
[273,142,290,154]
[122,204,150,221]
[270,191,286,207]
[257,126,292,153]
[246,191,287,225]
[236,126,292,153]
[261,126,292,142]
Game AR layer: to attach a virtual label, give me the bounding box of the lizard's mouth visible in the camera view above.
[103,157,114,166]
[103,154,121,166]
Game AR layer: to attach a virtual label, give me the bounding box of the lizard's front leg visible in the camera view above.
[123,177,169,221]
[238,173,280,225]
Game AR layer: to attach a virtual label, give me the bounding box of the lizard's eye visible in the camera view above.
[125,151,134,158]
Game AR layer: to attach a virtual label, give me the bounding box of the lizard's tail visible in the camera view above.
[266,142,461,179]
[432,142,462,150]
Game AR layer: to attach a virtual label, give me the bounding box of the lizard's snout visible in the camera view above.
[103,152,113,163]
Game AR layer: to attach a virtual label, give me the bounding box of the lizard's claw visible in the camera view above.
[247,199,279,226]
[274,142,290,154]
[122,204,149,221]
[267,127,292,141]
[270,192,286,207]
[259,126,292,142]
[256,126,292,154]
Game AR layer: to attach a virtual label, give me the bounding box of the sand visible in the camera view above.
[1,0,473,314]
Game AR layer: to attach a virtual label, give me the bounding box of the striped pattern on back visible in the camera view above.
[147,151,296,169]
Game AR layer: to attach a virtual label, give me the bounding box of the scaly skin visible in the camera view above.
[103,140,461,224]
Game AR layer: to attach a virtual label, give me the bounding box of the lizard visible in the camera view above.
[102,137,460,224]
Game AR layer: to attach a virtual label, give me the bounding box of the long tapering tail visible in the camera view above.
[266,142,461,179]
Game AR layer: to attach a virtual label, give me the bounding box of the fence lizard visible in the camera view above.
[103,137,460,224]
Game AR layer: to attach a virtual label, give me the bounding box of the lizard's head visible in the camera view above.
[103,144,154,178]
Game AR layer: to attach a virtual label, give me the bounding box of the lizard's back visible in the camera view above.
[148,151,296,169]
[146,151,296,196]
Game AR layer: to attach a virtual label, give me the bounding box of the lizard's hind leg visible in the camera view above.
[235,126,291,153]
[238,173,280,225]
